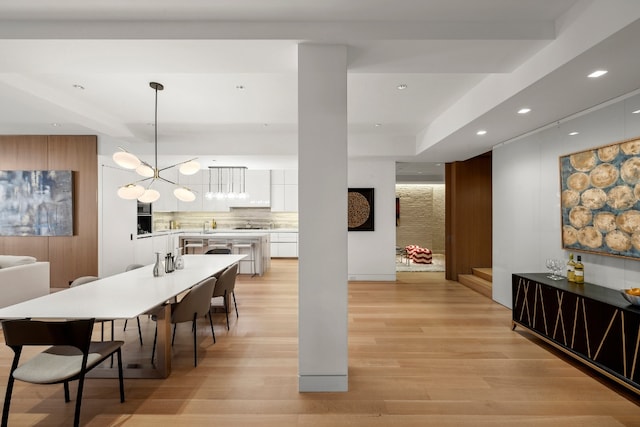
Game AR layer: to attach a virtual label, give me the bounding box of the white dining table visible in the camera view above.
[0,254,244,378]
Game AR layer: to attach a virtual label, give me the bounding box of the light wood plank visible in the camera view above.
[0,260,638,426]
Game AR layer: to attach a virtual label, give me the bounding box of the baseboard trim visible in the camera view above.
[347,274,396,281]
[299,375,348,392]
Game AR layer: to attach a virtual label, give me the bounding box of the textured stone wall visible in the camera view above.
[395,184,445,254]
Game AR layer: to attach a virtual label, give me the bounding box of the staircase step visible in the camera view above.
[458,274,492,298]
[472,267,492,282]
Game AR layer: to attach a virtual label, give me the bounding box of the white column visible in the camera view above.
[298,44,348,392]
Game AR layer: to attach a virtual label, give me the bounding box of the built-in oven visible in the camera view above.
[137,202,152,234]
[137,202,152,215]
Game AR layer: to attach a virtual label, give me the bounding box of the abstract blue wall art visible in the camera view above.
[0,170,73,236]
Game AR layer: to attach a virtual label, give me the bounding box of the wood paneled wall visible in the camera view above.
[445,152,492,281]
[0,135,98,287]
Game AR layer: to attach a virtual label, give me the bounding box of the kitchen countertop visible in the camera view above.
[138,228,298,238]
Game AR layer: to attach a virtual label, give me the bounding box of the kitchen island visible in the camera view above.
[178,231,270,276]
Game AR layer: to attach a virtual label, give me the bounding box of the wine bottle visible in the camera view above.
[567,253,576,282]
[574,255,584,284]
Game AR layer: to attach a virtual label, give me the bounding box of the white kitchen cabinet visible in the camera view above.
[270,232,298,258]
[271,169,298,212]
[178,169,204,185]
[270,184,285,212]
[283,169,298,185]
[99,163,136,277]
[152,168,179,212]
[283,184,298,211]
[277,242,298,257]
[271,169,285,185]
[134,235,154,265]
[152,233,175,256]
[229,170,271,208]
[177,183,204,211]
[202,193,231,212]
[134,233,180,267]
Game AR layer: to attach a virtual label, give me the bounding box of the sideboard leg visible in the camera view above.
[511,321,517,331]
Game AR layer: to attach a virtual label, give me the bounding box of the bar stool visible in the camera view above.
[232,240,256,277]
[207,239,231,251]
[183,238,204,254]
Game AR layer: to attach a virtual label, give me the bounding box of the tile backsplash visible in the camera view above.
[154,208,298,231]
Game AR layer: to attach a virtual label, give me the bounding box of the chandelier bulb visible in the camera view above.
[138,188,160,203]
[135,163,155,178]
[117,184,145,200]
[179,160,200,175]
[113,150,141,169]
[174,187,196,202]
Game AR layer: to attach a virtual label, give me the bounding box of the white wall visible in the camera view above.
[493,91,640,308]
[348,159,397,281]
[298,44,349,392]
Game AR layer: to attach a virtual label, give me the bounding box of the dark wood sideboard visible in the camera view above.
[512,273,640,395]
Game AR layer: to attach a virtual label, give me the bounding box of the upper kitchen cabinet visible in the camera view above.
[228,170,271,208]
[177,168,204,186]
[176,169,205,211]
[271,169,298,211]
[202,191,231,212]
[152,167,179,212]
[177,183,204,211]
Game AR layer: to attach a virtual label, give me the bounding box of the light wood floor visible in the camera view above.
[1,259,639,426]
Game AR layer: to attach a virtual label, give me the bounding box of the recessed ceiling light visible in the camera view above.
[51,123,60,127]
[375,123,382,127]
[72,84,85,90]
[569,131,579,136]
[397,84,407,90]
[632,109,640,114]
[236,85,245,90]
[518,108,531,114]
[476,130,487,136]
[588,70,608,78]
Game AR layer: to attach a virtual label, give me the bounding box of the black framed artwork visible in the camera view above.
[348,188,374,231]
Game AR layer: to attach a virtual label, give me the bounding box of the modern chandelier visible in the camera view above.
[114,82,200,203]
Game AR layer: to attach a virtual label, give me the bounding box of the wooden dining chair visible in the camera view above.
[151,276,218,367]
[1,318,125,427]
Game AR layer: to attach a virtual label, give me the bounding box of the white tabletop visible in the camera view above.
[0,255,244,321]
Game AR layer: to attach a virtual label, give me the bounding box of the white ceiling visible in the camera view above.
[0,0,639,180]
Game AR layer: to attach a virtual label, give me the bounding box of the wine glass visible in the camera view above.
[550,258,563,280]
[545,259,554,278]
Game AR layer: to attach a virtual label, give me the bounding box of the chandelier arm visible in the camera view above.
[157,175,183,187]
[123,176,153,186]
[156,157,198,173]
